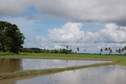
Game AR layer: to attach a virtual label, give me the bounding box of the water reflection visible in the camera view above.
[22,59,108,70]
[0,58,109,73]
[1,65,126,84]
[0,59,22,73]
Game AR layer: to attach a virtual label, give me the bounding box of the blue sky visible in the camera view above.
[0,0,126,53]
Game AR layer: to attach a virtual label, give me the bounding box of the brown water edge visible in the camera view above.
[0,56,119,61]
[0,61,119,80]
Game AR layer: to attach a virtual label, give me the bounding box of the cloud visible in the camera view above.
[24,35,48,48]
[100,23,126,43]
[0,17,35,36]
[0,0,32,16]
[48,22,126,43]
[48,22,84,43]
[32,0,126,25]
[1,0,126,25]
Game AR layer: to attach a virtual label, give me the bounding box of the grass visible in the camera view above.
[0,61,118,80]
[1,53,126,61]
[0,51,14,56]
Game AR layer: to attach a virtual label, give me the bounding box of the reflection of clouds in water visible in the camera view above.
[103,66,126,84]
[21,59,109,70]
[2,65,126,84]
[45,66,126,84]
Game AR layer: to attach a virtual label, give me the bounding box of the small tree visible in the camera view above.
[118,49,122,54]
[66,45,68,50]
[77,47,79,53]
[100,48,103,53]
[109,49,112,54]
[105,48,108,51]
[84,49,86,52]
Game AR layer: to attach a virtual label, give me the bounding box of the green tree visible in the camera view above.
[122,48,124,52]
[0,21,25,54]
[118,49,122,54]
[116,49,119,53]
[77,47,79,53]
[109,49,112,54]
[124,46,126,50]
[105,47,108,51]
[100,48,103,53]
[66,45,68,50]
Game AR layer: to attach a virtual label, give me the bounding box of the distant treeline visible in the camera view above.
[20,48,73,54]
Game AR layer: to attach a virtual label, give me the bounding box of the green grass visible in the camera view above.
[0,51,14,56]
[1,53,126,61]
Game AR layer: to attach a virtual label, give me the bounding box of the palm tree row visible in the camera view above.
[100,46,126,54]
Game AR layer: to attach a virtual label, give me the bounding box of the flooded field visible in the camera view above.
[0,65,126,84]
[0,58,109,73]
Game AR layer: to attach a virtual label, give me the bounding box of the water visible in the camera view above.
[1,65,126,84]
[0,58,109,73]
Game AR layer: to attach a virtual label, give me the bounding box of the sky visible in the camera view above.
[0,0,126,53]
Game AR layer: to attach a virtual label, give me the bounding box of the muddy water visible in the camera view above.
[0,59,22,73]
[0,58,109,73]
[1,65,126,84]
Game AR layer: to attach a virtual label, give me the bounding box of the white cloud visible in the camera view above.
[48,22,84,43]
[48,22,102,43]
[100,23,126,43]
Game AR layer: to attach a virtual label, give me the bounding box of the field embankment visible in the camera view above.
[0,61,118,80]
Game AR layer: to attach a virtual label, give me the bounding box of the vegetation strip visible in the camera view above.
[1,53,126,61]
[0,61,118,80]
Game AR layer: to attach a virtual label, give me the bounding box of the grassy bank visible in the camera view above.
[0,53,126,61]
[0,61,118,80]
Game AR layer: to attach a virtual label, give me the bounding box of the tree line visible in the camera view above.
[20,48,73,54]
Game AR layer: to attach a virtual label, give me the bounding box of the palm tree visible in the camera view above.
[105,47,108,51]
[66,45,68,50]
[109,49,112,54]
[116,49,122,54]
[118,49,122,54]
[77,47,79,53]
[116,49,119,53]
[124,46,126,50]
[100,48,103,53]
[123,46,126,55]
[122,48,124,52]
